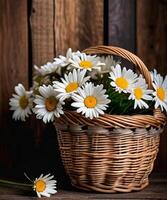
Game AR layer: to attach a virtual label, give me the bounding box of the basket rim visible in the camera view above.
[55,109,166,129]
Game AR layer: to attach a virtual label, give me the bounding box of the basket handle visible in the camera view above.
[83,45,152,88]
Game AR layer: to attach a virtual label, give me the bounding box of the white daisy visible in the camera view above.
[69,52,102,71]
[71,82,111,119]
[98,56,121,74]
[54,48,73,67]
[109,64,138,93]
[33,174,57,198]
[9,84,33,121]
[34,61,59,76]
[128,76,153,109]
[151,70,167,112]
[53,69,90,101]
[33,85,64,123]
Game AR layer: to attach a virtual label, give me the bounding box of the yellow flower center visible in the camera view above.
[157,87,165,101]
[84,96,97,108]
[45,96,58,112]
[35,180,46,192]
[115,77,128,89]
[65,82,79,93]
[19,96,29,109]
[134,87,143,100]
[79,60,93,69]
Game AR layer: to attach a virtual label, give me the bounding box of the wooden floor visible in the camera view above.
[0,173,167,200]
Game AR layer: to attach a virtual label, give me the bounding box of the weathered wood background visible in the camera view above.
[0,0,167,187]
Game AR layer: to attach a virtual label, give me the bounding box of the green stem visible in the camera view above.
[0,179,32,187]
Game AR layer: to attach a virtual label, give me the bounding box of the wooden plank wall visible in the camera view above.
[108,0,136,52]
[0,0,29,178]
[0,0,29,126]
[30,0,103,66]
[0,0,167,183]
[136,0,167,172]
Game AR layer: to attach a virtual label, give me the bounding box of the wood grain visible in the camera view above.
[137,0,167,172]
[30,0,103,65]
[30,0,55,66]
[0,0,28,175]
[137,0,167,74]
[108,0,136,52]
[0,0,28,124]
[54,0,104,55]
[31,0,103,65]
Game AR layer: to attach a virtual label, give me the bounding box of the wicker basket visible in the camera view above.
[55,45,166,193]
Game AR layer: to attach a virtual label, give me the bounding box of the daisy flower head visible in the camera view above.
[33,85,64,123]
[128,76,153,109]
[33,174,57,198]
[109,64,138,93]
[9,83,33,121]
[69,52,102,71]
[151,70,167,112]
[98,56,121,74]
[54,48,73,67]
[53,69,90,101]
[151,69,159,85]
[71,82,111,119]
[34,61,59,76]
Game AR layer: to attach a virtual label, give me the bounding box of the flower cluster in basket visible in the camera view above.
[9,48,167,123]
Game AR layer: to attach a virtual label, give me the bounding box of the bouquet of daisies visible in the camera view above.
[9,48,167,123]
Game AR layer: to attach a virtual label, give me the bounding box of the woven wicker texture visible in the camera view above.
[55,45,166,193]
